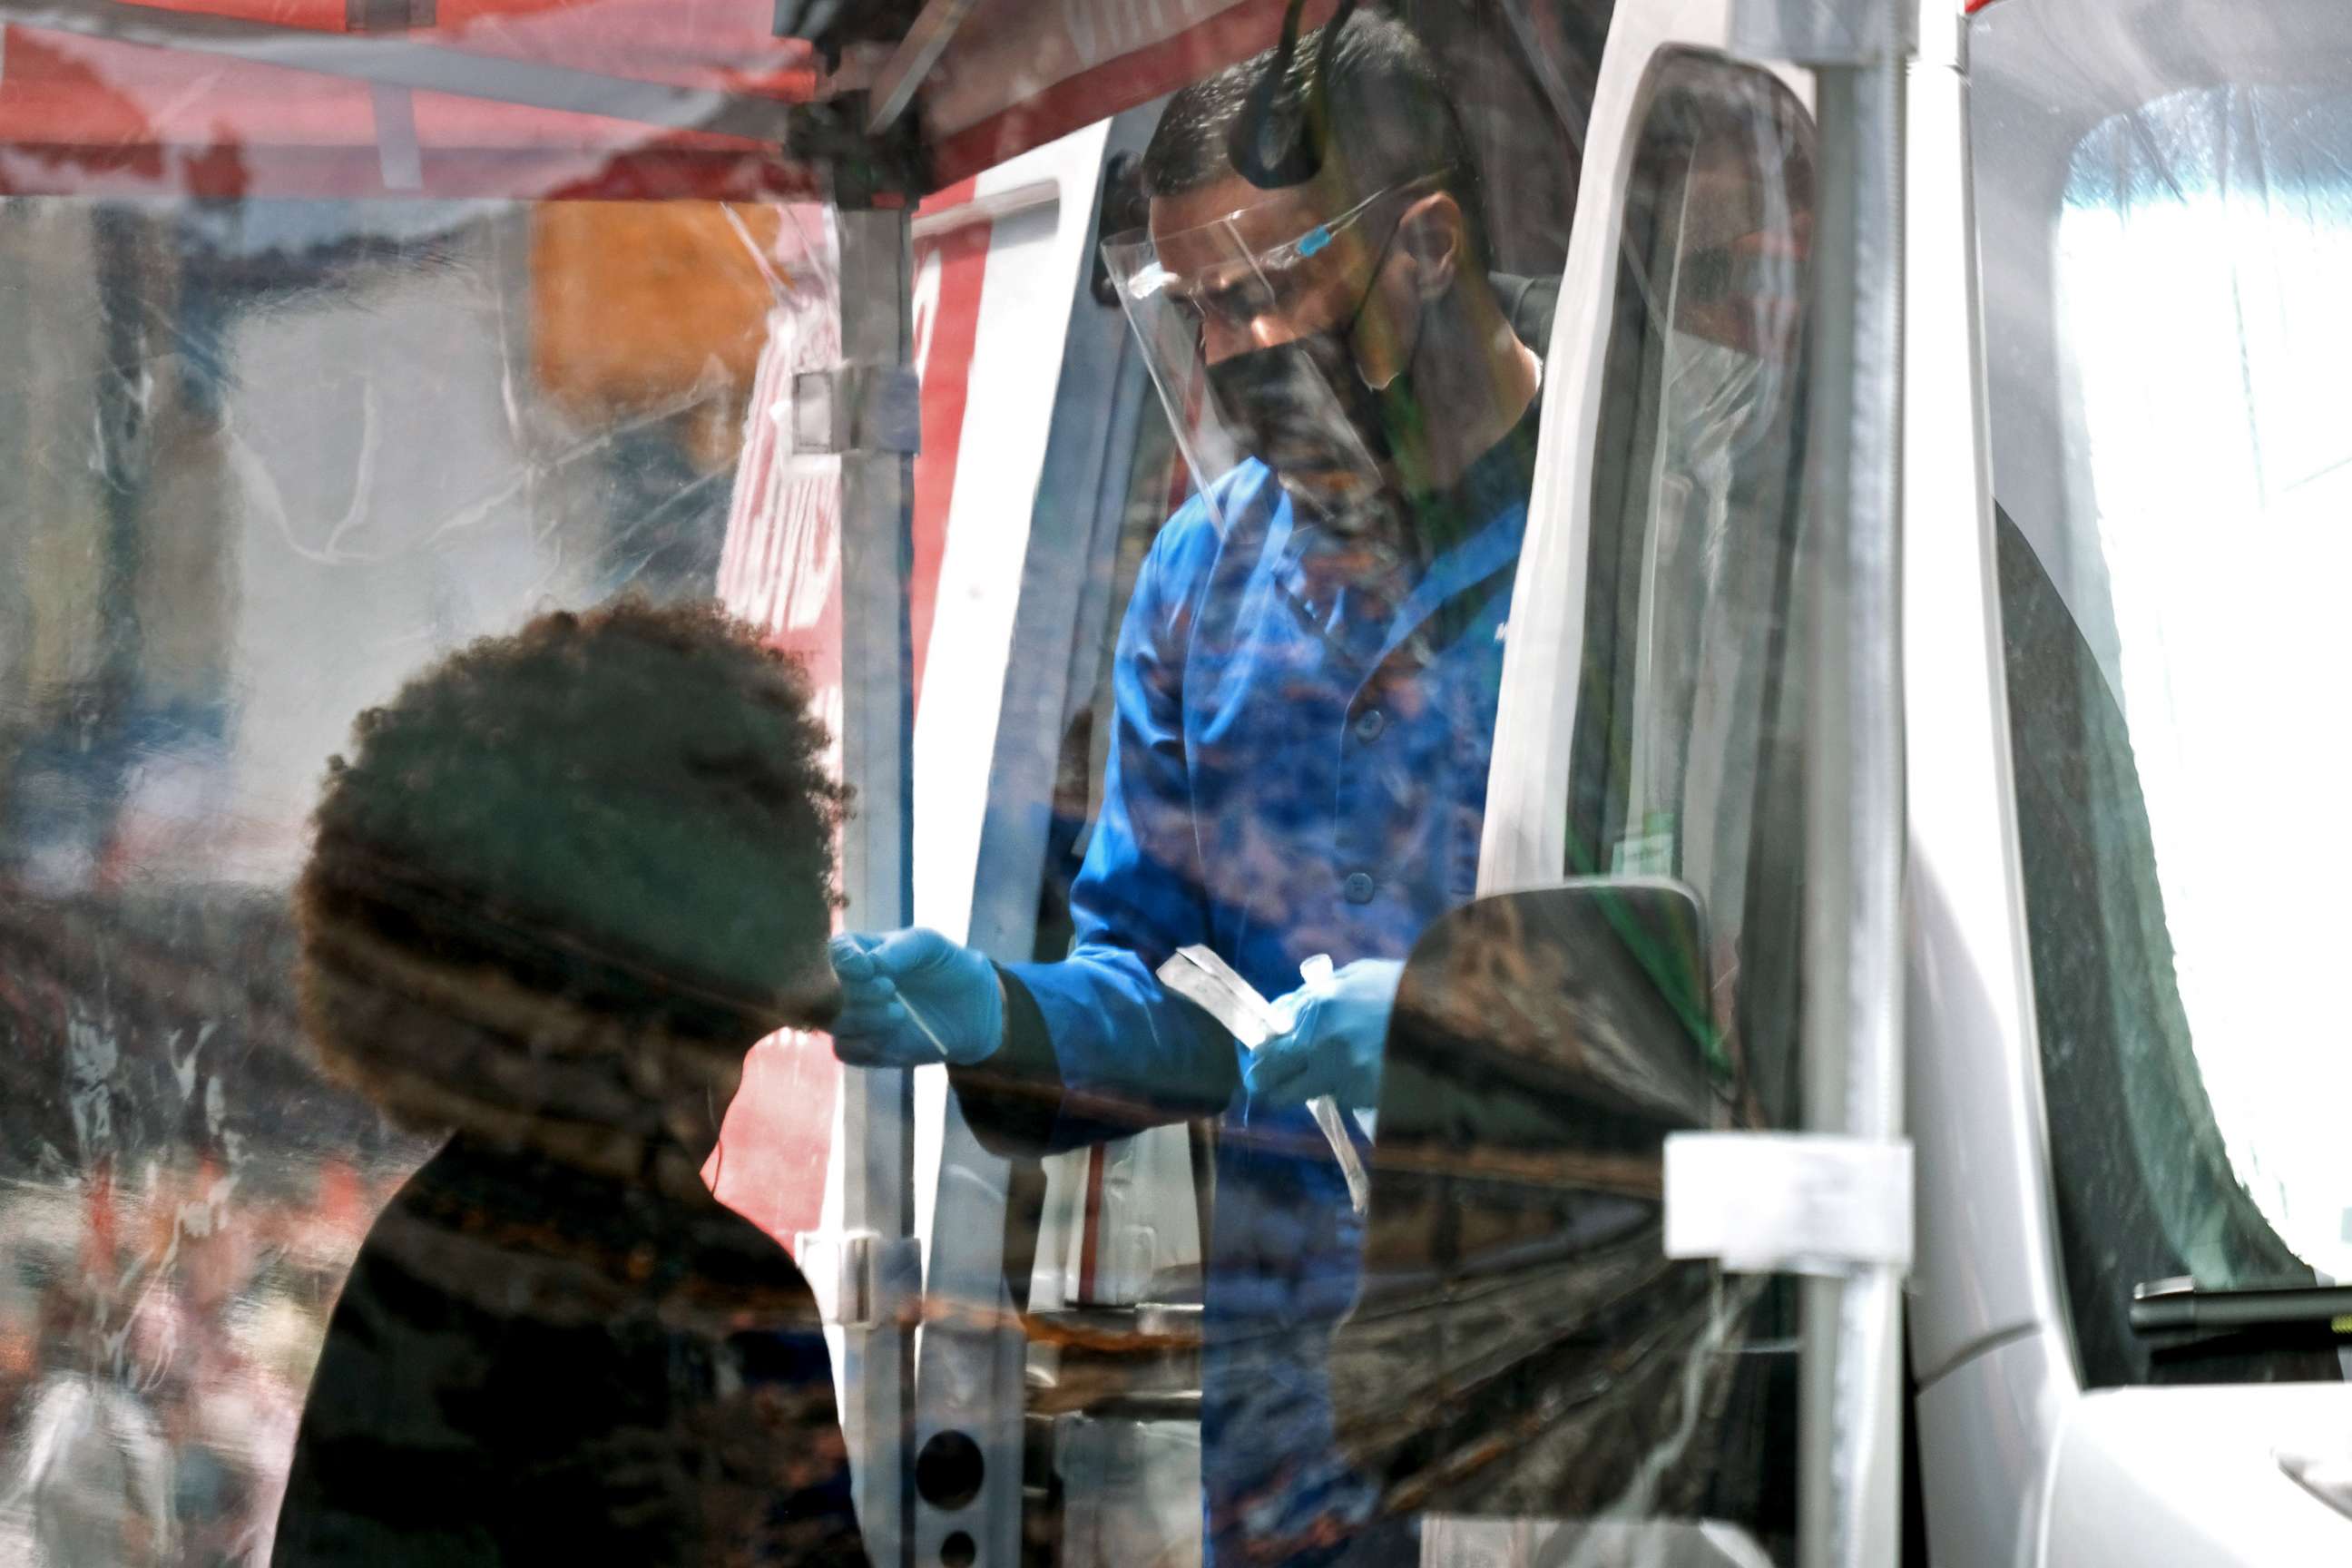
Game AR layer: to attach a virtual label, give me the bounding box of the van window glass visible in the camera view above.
[1573,49,1816,1114]
[1974,0,2352,1387]
[0,196,813,1566]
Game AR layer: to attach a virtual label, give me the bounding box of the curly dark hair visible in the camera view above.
[297,599,844,1149]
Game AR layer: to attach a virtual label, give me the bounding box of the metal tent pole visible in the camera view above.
[834,199,923,1568]
[1802,35,1908,1568]
[1732,0,1910,1562]
[1800,53,1907,1566]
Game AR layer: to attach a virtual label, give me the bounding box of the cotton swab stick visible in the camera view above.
[840,933,956,1060]
[897,995,955,1059]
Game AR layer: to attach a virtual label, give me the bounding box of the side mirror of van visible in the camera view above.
[1333,877,1760,1523]
[1373,876,1721,1187]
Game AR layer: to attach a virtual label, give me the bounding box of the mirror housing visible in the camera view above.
[1332,877,1782,1526]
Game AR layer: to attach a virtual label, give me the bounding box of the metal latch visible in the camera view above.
[792,363,922,456]
[794,1230,924,1327]
[1662,1132,1913,1277]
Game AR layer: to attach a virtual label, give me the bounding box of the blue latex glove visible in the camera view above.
[1242,958,1404,1112]
[826,928,1004,1068]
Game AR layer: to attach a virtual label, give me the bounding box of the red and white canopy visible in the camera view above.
[0,0,1337,198]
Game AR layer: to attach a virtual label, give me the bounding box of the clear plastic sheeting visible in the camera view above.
[0,1,1867,1564]
[0,2,820,202]
[0,190,818,1563]
[1054,1416,1204,1568]
[710,203,851,1263]
[1327,50,1815,1560]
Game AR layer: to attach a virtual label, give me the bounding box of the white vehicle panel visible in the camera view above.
[2043,1386,2352,1566]
[1912,1326,2074,1568]
[1899,0,2077,1387]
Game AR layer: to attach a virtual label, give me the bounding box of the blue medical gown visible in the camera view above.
[956,431,1534,1565]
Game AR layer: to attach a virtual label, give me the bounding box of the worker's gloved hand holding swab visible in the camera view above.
[1157,946,1384,1212]
[1250,955,1402,1117]
[827,929,1004,1068]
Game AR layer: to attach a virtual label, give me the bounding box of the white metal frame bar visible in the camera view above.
[836,202,923,1568]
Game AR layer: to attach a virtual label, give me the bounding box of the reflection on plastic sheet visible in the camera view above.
[709,202,846,1264]
[1055,1415,1202,1568]
[0,193,790,1564]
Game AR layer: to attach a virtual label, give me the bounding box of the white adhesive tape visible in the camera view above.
[1662,1132,1913,1276]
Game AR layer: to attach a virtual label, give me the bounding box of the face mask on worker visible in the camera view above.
[1200,274,1421,513]
[1102,176,1439,534]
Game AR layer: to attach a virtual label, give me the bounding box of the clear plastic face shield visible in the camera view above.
[1101,173,1443,529]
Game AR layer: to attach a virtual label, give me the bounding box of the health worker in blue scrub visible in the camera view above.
[828,11,1544,1564]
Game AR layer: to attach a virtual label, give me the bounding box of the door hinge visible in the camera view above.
[1663,1132,1914,1276]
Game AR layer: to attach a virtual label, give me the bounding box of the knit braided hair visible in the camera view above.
[297,599,844,1167]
